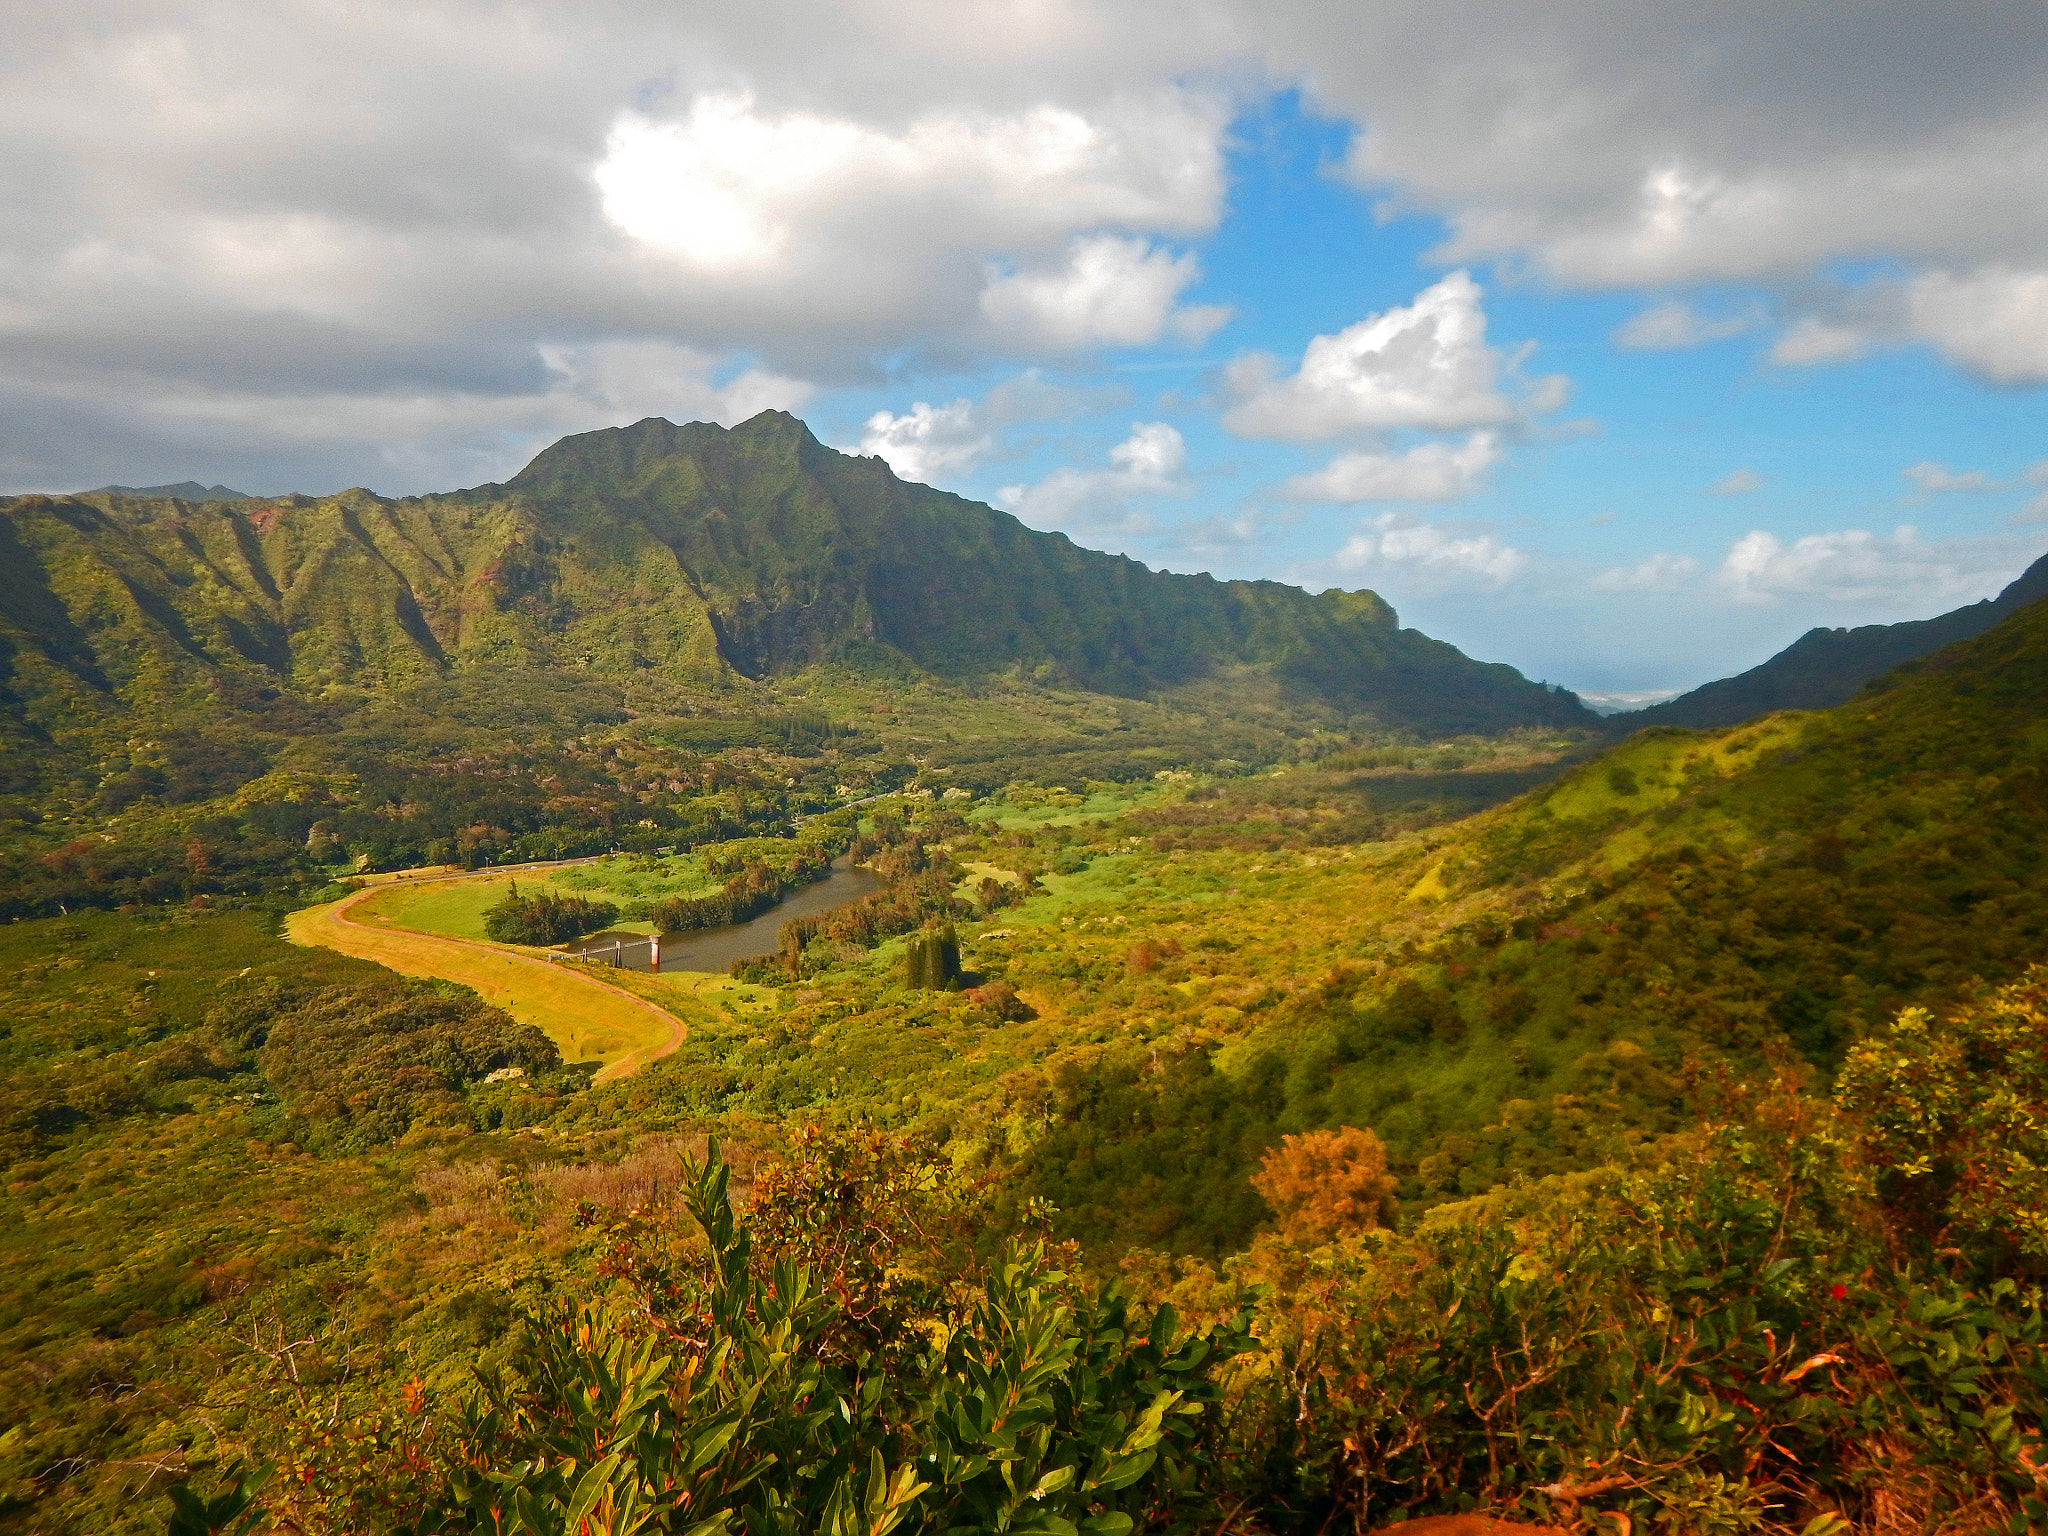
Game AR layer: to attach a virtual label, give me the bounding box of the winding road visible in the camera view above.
[286,862,691,1083]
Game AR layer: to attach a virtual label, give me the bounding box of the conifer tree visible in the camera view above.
[903,923,961,990]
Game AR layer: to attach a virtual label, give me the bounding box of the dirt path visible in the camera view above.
[287,869,688,1083]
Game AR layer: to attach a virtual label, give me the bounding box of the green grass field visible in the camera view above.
[354,875,656,940]
[967,782,1164,829]
[546,851,723,906]
[351,845,768,942]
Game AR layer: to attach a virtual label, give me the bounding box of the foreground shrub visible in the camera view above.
[1250,1126,1397,1244]
[1224,1079,2048,1534]
[1836,964,2048,1271]
[424,1144,1246,1534]
[168,979,2048,1535]
[218,1140,1251,1536]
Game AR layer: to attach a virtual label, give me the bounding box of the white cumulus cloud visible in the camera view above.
[855,368,1130,486]
[1590,552,1700,592]
[536,341,814,428]
[1613,301,1756,351]
[1331,510,1526,590]
[44,337,817,494]
[597,91,1226,276]
[1902,266,2048,383]
[979,235,1229,350]
[1714,525,2029,608]
[1252,4,2048,386]
[1280,430,1502,503]
[0,3,1241,490]
[1904,460,2003,494]
[1769,317,1873,367]
[1265,2,2048,291]
[998,421,1189,532]
[2014,463,2048,523]
[1222,272,1564,440]
[858,399,993,484]
[1162,509,1270,556]
[18,0,2048,491]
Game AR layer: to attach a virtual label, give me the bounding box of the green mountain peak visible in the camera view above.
[0,413,1591,780]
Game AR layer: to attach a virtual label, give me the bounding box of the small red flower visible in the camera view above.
[1830,1282,1848,1301]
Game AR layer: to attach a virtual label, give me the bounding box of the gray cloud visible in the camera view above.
[0,0,1248,491]
[1267,1,2048,281]
[8,0,2048,493]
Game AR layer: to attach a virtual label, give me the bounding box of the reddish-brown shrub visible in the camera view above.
[1251,1125,1396,1243]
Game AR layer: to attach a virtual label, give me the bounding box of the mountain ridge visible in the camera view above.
[78,481,252,502]
[1614,546,2048,731]
[0,411,1592,780]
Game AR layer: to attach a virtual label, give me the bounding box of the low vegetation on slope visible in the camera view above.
[578,594,2046,1264]
[4,586,2048,1532]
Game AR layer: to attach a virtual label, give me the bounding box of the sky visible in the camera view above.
[6,2,2048,702]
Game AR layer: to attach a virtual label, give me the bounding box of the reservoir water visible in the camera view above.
[560,858,884,974]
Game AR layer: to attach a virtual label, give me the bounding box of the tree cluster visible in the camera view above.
[652,845,830,934]
[258,981,561,1146]
[481,884,619,945]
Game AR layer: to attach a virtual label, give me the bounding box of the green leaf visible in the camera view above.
[1029,1464,1077,1500]
[564,1451,625,1532]
[687,1415,745,1474]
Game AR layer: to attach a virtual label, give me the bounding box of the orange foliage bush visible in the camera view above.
[1125,937,1183,974]
[1251,1125,1396,1243]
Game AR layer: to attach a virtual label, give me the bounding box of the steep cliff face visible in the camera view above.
[0,411,1591,769]
[477,412,1589,731]
[482,411,1374,690]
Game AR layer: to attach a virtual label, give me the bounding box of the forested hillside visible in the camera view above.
[0,411,1587,813]
[612,581,2048,1261]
